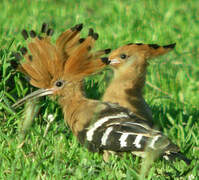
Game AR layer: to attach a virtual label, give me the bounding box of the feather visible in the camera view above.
[64,33,105,77]
[103,42,176,122]
[56,24,83,60]
[13,24,190,165]
[17,23,109,89]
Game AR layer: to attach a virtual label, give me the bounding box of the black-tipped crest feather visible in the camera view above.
[93,33,99,40]
[21,29,29,40]
[30,30,36,38]
[163,43,176,49]
[20,47,28,55]
[88,28,94,36]
[41,23,48,33]
[47,29,54,36]
[104,48,111,54]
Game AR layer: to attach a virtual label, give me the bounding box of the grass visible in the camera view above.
[0,0,199,179]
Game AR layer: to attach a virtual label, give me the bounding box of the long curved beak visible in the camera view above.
[12,88,54,108]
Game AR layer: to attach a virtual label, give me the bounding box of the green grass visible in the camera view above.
[0,0,199,179]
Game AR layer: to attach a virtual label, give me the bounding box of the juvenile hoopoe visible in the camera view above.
[103,43,176,124]
[12,24,190,164]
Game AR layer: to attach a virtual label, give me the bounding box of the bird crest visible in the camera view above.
[12,23,110,107]
[12,23,110,90]
[108,42,176,68]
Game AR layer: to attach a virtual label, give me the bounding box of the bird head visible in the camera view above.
[12,23,110,108]
[108,43,176,68]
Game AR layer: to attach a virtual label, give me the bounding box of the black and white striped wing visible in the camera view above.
[78,102,178,154]
[87,117,172,153]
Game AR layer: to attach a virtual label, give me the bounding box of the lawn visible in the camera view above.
[0,0,198,179]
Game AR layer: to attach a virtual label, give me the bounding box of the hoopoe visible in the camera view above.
[103,43,176,124]
[12,24,190,164]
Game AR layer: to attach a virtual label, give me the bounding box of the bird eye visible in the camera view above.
[55,80,63,87]
[120,54,127,59]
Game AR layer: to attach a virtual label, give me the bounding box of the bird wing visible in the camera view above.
[78,102,178,154]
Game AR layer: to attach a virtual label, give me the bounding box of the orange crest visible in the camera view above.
[14,23,111,89]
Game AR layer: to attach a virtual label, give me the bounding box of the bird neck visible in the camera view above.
[103,61,153,122]
[58,81,99,136]
[104,64,147,100]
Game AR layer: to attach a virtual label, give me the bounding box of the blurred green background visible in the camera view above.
[0,0,198,179]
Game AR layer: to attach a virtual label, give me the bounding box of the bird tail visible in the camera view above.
[163,151,191,165]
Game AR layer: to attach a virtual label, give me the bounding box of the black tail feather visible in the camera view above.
[163,152,191,165]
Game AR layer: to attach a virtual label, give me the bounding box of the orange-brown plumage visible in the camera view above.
[56,23,83,60]
[12,24,190,164]
[20,37,63,88]
[103,43,176,123]
[14,23,110,136]
[18,24,106,89]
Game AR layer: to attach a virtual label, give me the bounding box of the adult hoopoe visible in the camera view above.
[103,43,176,124]
[12,23,190,165]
